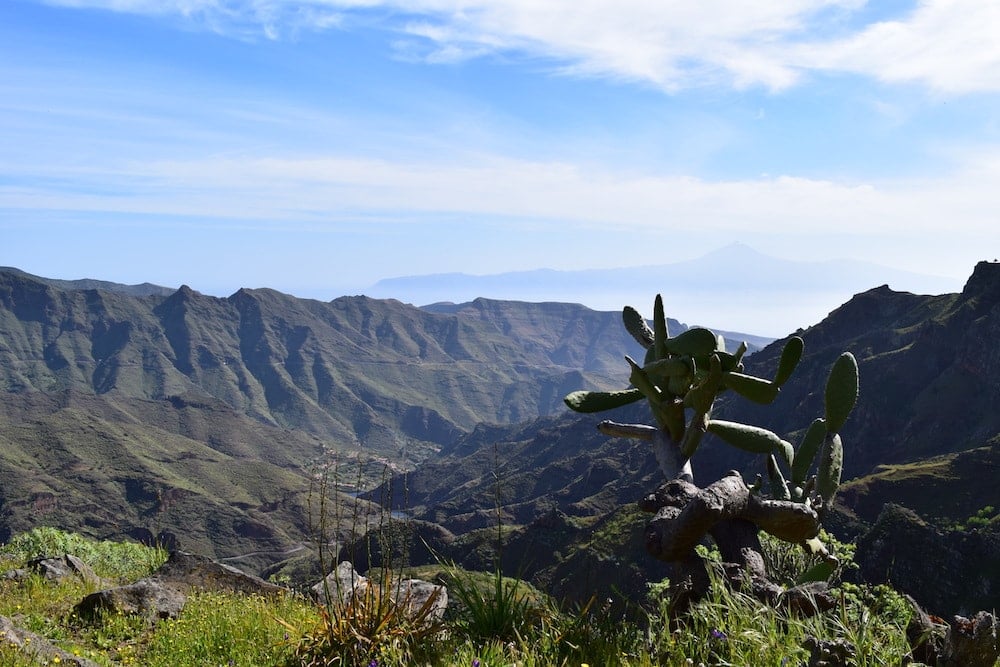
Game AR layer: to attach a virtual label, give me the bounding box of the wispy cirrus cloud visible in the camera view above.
[36,0,1000,94]
[800,0,1000,94]
[5,149,999,240]
[44,0,349,39]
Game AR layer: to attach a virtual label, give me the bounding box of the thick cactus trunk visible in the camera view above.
[639,446,833,615]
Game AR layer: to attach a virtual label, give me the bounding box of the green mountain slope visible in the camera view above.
[1,268,767,564]
[0,270,646,459]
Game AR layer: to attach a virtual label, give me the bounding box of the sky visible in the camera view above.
[2,0,1000,333]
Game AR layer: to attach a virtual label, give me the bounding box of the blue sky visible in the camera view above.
[3,0,1000,331]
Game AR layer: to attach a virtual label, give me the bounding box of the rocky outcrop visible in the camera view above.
[1,554,103,588]
[152,551,285,595]
[0,615,101,667]
[312,561,366,607]
[30,554,103,587]
[75,579,187,621]
[311,561,448,626]
[855,504,1000,615]
[75,551,285,622]
[906,595,1000,667]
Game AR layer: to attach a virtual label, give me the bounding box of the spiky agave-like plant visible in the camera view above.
[563,295,858,612]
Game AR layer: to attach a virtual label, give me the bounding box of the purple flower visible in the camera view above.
[368,661,378,667]
[472,660,481,667]
[710,628,727,641]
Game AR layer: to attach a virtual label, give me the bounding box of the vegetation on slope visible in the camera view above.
[0,528,919,666]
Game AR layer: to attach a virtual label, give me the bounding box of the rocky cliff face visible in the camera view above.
[0,268,666,561]
[721,261,1000,480]
[0,270,649,457]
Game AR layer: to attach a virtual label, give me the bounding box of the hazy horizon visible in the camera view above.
[5,243,971,338]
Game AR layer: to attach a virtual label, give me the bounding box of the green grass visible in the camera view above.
[1,526,169,582]
[0,528,928,666]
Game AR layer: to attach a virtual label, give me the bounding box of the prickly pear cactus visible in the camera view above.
[563,295,859,591]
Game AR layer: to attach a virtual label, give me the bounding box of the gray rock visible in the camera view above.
[804,635,856,667]
[27,554,102,587]
[311,561,447,626]
[152,551,285,596]
[941,611,1000,667]
[73,550,287,623]
[1,614,101,666]
[905,595,1000,666]
[311,561,367,607]
[392,578,448,624]
[75,579,187,621]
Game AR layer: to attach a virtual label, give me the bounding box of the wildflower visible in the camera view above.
[473,660,480,667]
[710,628,727,641]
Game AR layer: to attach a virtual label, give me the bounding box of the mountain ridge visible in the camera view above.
[0,266,761,567]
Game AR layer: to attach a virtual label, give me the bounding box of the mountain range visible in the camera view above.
[2,261,999,614]
[0,266,760,565]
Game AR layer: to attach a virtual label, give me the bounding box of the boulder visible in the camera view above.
[311,561,448,626]
[311,561,366,607]
[75,579,186,621]
[804,635,856,667]
[391,578,448,623]
[152,551,285,596]
[74,550,286,623]
[1,614,101,666]
[27,554,102,587]
[906,596,1000,667]
[941,611,1000,667]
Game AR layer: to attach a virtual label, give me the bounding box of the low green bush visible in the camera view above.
[1,526,167,581]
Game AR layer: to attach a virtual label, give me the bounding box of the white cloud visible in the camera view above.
[40,0,1000,94]
[800,0,1000,94]
[5,149,999,243]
